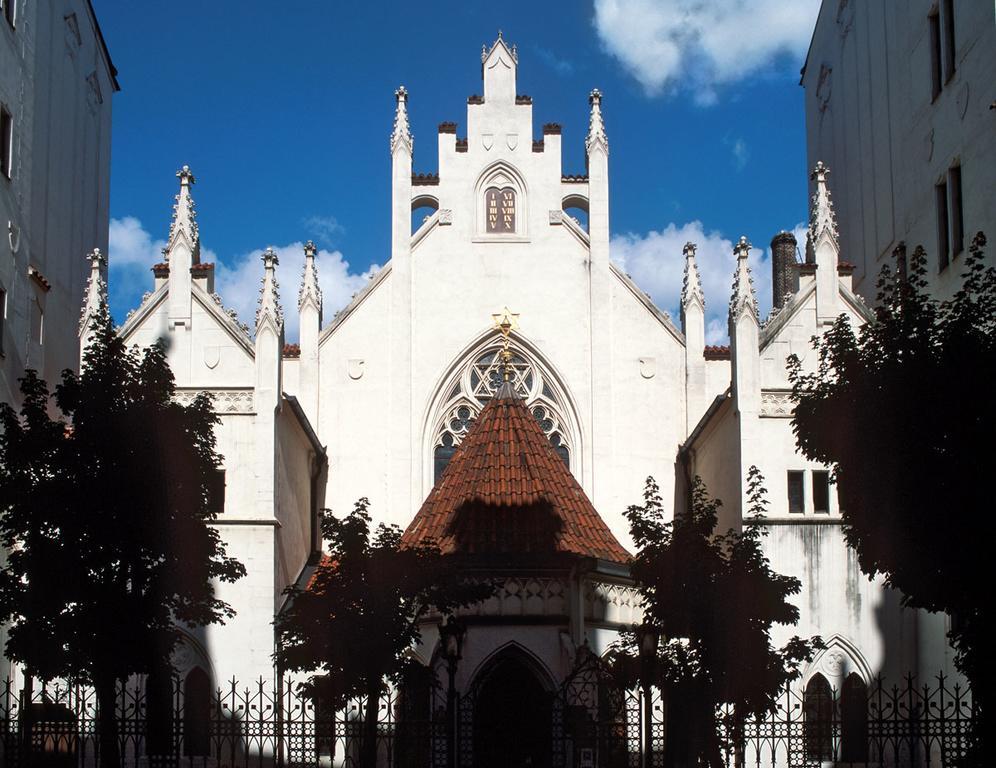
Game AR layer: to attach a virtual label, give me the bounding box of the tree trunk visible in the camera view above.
[360,677,383,768]
[95,676,121,768]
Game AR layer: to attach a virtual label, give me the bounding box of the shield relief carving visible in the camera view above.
[204,346,220,369]
[482,134,494,151]
[348,359,365,380]
[639,357,656,379]
[506,133,518,150]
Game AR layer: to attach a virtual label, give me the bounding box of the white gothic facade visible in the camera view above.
[85,37,953,702]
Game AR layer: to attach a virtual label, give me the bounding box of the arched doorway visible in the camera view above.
[472,651,553,768]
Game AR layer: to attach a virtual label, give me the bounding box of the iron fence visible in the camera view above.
[0,670,974,768]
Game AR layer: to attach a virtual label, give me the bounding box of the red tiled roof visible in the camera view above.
[704,345,731,360]
[401,383,630,564]
[283,343,301,358]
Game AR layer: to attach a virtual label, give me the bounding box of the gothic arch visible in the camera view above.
[420,329,585,493]
[474,161,528,237]
[805,634,873,687]
[467,641,557,695]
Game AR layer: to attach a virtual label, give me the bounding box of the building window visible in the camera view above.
[840,673,869,763]
[942,0,956,83]
[431,343,575,485]
[2,0,14,28]
[1,105,12,179]
[787,471,805,514]
[0,287,6,356]
[936,177,950,271]
[812,470,830,514]
[208,469,225,516]
[804,673,834,762]
[928,10,942,100]
[948,165,964,258]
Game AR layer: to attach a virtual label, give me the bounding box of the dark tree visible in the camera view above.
[788,232,993,758]
[608,470,819,767]
[0,304,246,768]
[274,498,493,768]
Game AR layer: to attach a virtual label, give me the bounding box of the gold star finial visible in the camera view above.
[491,307,520,381]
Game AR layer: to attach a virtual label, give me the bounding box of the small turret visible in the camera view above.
[682,242,707,433]
[585,89,609,157]
[78,247,107,364]
[165,165,199,328]
[729,236,759,325]
[390,86,413,156]
[729,236,760,419]
[256,247,284,334]
[482,31,518,104]
[298,240,322,425]
[808,162,842,322]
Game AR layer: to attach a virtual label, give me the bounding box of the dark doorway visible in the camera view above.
[473,654,552,768]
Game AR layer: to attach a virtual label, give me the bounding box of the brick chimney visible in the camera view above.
[770,231,800,308]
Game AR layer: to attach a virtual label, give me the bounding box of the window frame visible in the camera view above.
[0,103,13,180]
[787,470,805,514]
[928,9,943,101]
[936,177,950,271]
[812,470,831,515]
[941,0,956,84]
[948,164,964,259]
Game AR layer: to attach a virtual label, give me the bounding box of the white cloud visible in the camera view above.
[107,217,378,342]
[610,220,774,344]
[730,137,749,171]
[593,0,820,101]
[534,45,575,76]
[302,215,345,246]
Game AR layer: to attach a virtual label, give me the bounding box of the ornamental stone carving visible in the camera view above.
[760,390,794,418]
[174,388,254,414]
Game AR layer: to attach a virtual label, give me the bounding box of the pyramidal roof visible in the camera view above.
[401,381,630,564]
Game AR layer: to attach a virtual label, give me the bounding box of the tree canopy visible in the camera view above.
[274,498,493,766]
[788,232,993,751]
[608,469,819,766]
[0,304,246,765]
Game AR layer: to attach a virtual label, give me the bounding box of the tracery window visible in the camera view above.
[432,346,573,484]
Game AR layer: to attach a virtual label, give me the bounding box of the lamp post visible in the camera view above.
[635,623,660,768]
[440,616,465,768]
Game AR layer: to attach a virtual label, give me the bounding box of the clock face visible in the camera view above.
[485,186,516,233]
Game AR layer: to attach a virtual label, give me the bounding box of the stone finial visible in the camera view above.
[79,248,108,334]
[256,247,283,329]
[729,236,758,322]
[681,241,705,310]
[586,89,608,155]
[167,164,201,262]
[808,161,838,252]
[298,239,323,312]
[390,86,413,156]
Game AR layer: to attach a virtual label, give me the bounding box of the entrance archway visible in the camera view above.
[472,651,553,768]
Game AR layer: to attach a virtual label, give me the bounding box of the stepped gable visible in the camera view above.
[401,381,630,564]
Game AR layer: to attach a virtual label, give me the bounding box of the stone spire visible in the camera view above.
[681,241,705,311]
[78,248,107,335]
[729,236,758,323]
[808,161,838,254]
[256,247,283,331]
[167,165,200,263]
[390,86,413,155]
[586,89,609,155]
[298,240,322,314]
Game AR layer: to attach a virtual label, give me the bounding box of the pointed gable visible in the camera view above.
[401,382,630,564]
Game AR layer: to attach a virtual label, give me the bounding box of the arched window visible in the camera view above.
[183,667,211,757]
[412,194,439,235]
[475,164,526,237]
[431,345,575,484]
[804,673,834,762]
[840,673,869,763]
[562,193,589,233]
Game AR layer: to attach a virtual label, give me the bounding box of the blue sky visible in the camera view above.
[95,0,820,343]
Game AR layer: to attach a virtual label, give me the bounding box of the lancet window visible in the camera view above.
[432,345,574,484]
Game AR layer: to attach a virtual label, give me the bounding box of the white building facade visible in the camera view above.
[101,37,952,734]
[0,0,116,408]
[802,0,995,304]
